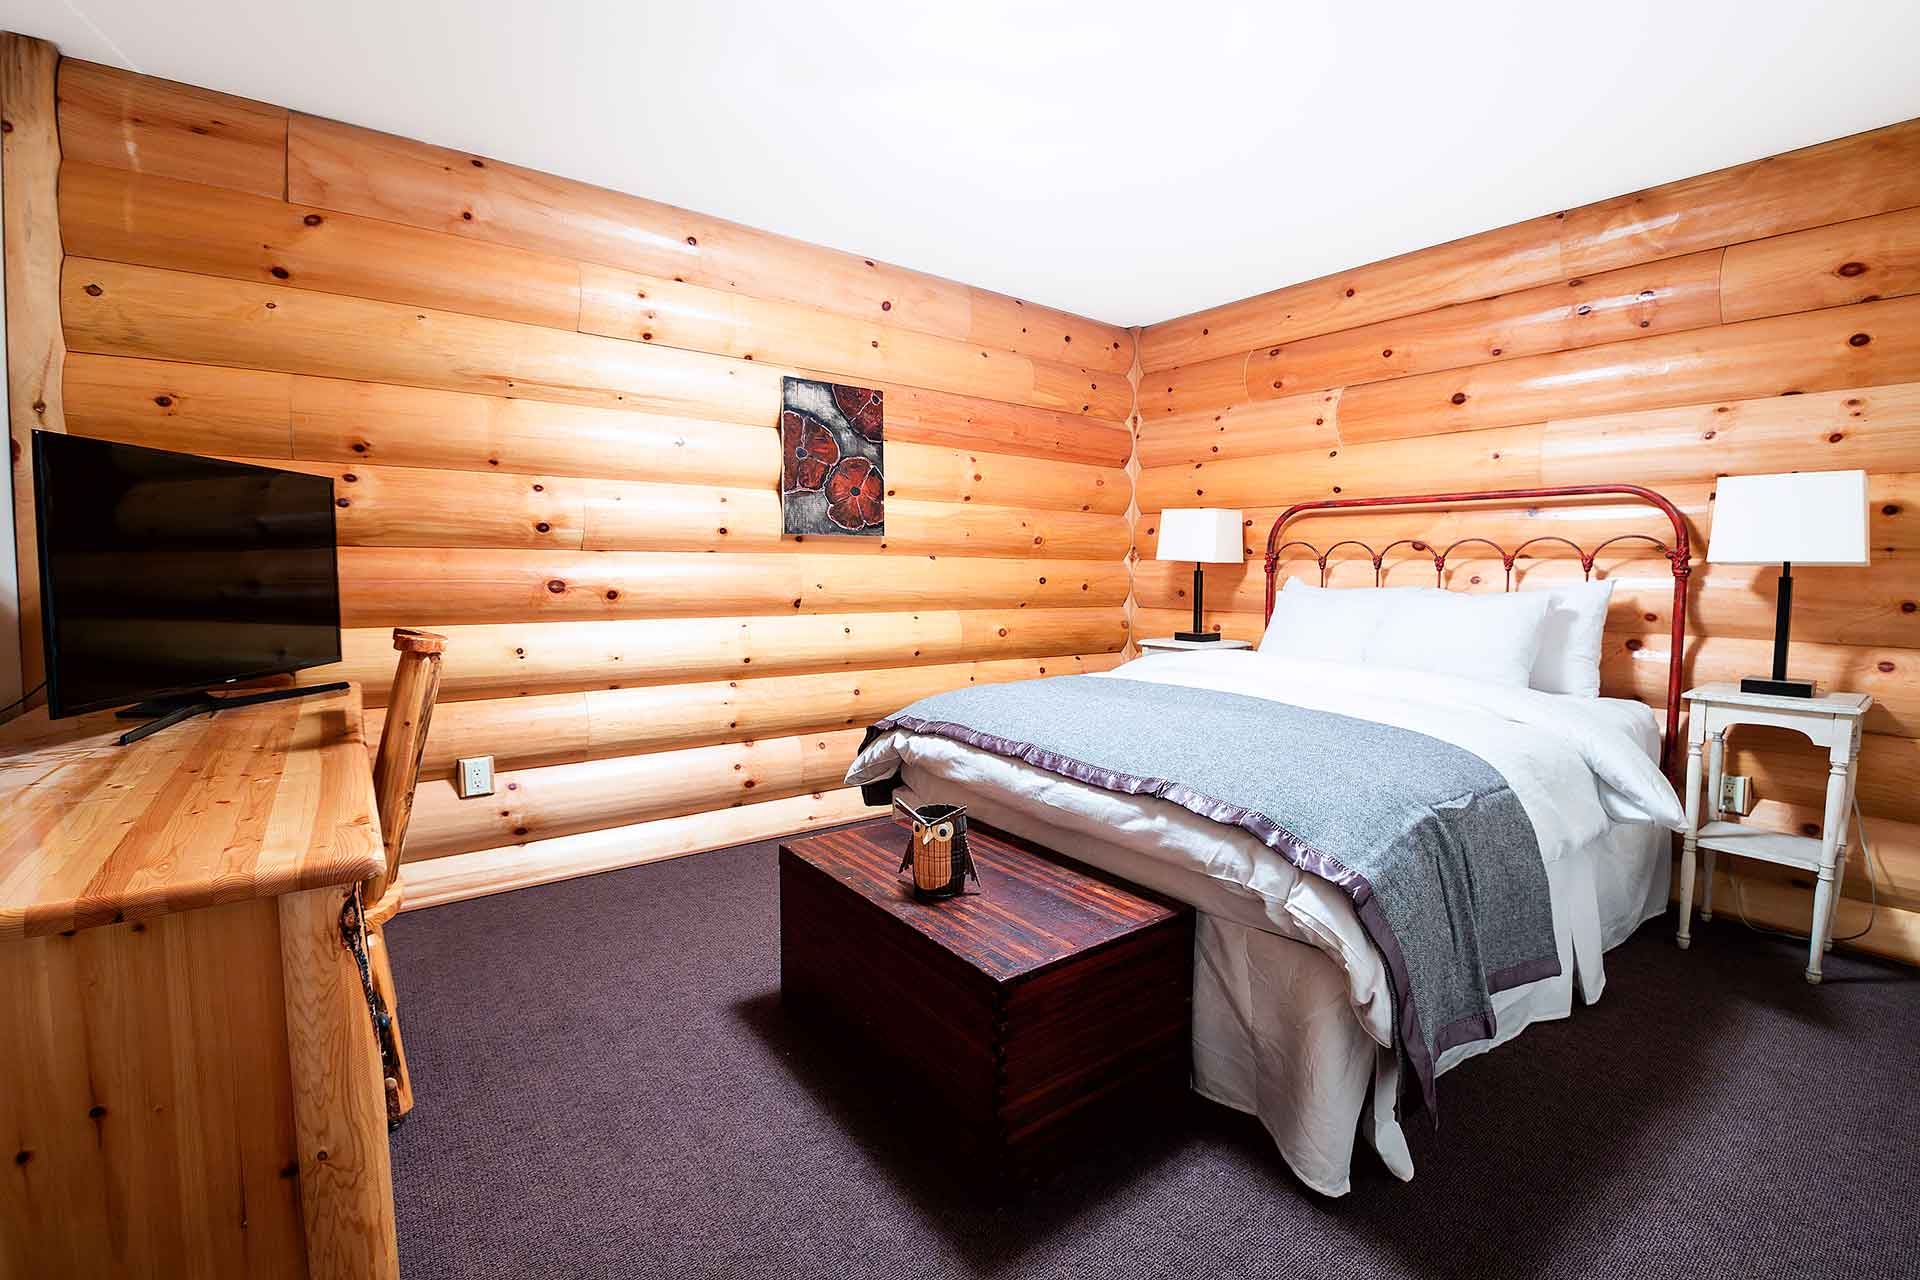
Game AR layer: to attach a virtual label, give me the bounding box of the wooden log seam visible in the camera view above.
[303,607,1131,706]
[61,354,1131,509]
[1136,381,1920,512]
[59,258,1132,435]
[397,789,881,910]
[59,162,1130,416]
[364,651,1127,780]
[332,548,1132,627]
[1335,294,1920,445]
[400,726,870,860]
[58,60,289,200]
[1140,250,1726,421]
[1138,118,1920,370]
[280,111,1133,373]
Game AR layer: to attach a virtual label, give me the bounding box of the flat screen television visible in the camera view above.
[33,432,342,721]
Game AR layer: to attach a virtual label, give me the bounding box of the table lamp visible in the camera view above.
[1707,469,1869,697]
[1156,507,1245,642]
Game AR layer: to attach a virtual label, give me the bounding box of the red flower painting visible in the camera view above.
[781,375,883,538]
[823,457,884,531]
[781,410,840,493]
[832,385,885,441]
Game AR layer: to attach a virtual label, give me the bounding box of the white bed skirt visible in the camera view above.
[892,777,1669,1197]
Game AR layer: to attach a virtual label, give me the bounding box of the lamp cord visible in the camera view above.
[1727,791,1880,944]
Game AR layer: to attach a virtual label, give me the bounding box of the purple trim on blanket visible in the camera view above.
[873,711,1541,1118]
[1432,955,1561,1058]
[1488,955,1564,993]
[1435,1013,1499,1057]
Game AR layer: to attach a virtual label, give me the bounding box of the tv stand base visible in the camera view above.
[115,682,352,746]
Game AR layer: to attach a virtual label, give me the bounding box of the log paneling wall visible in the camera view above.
[34,59,1135,904]
[1136,117,1920,965]
[14,49,1920,967]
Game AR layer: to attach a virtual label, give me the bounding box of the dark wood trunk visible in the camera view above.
[779,820,1193,1189]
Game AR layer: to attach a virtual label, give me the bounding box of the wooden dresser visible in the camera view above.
[0,686,400,1279]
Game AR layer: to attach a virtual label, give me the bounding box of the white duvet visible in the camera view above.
[847,649,1686,1062]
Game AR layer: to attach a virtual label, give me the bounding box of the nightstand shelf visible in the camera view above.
[1676,684,1871,983]
[1692,821,1823,870]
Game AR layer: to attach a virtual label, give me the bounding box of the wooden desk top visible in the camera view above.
[0,686,384,940]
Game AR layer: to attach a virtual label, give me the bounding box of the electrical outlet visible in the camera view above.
[1718,773,1753,816]
[456,755,495,799]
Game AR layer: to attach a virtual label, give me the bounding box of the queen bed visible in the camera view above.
[846,485,1694,1196]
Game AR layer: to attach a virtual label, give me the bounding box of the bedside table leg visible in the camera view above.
[1824,773,1859,952]
[1806,760,1851,984]
[1808,869,1834,984]
[1677,736,1705,950]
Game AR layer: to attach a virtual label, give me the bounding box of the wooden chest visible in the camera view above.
[779,820,1193,1182]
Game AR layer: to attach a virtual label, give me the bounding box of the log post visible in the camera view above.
[1,32,62,706]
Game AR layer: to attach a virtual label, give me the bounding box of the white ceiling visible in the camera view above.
[7,0,1920,327]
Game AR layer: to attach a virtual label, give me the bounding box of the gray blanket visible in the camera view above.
[851,675,1559,1117]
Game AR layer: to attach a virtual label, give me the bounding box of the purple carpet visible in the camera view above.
[387,829,1919,1279]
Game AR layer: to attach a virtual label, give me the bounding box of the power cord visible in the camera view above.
[0,680,46,720]
[1726,791,1880,944]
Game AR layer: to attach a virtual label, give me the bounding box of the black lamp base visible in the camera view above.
[1742,562,1814,698]
[1177,562,1221,644]
[1740,676,1814,698]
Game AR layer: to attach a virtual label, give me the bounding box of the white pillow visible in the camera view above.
[1257,578,1403,662]
[1261,580,1553,688]
[1528,579,1616,698]
[1364,589,1555,688]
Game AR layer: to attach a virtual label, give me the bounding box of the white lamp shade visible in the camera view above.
[1707,470,1870,567]
[1156,508,1244,563]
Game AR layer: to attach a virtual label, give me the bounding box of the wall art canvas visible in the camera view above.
[780,375,884,537]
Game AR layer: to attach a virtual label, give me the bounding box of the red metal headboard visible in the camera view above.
[1261,485,1691,772]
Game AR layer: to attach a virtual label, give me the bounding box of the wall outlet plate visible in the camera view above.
[1718,773,1753,816]
[457,755,495,799]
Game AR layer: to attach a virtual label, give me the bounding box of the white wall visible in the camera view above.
[3,0,1918,324]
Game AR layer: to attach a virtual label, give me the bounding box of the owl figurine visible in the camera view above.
[893,798,980,901]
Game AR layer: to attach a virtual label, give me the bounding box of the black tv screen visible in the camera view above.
[33,432,342,718]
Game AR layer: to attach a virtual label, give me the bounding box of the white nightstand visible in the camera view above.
[1676,683,1872,983]
[1138,637,1253,654]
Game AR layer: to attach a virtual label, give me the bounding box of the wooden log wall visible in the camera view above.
[24,49,1917,964]
[1135,118,1920,966]
[38,59,1136,905]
